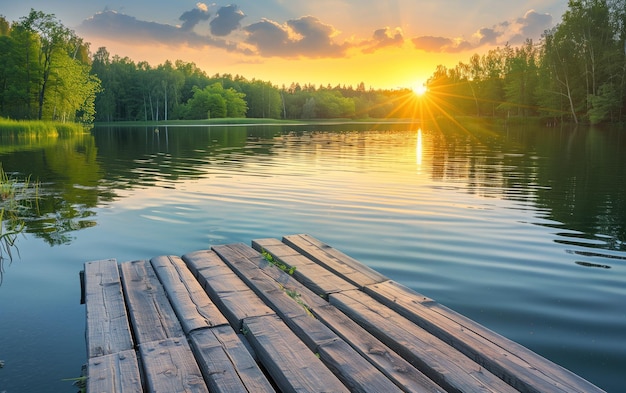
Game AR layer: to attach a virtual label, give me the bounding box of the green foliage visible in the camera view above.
[90,55,422,122]
[282,284,314,317]
[0,117,86,136]
[180,83,246,119]
[0,11,100,123]
[62,376,86,393]
[260,248,315,316]
[5,5,626,125]
[261,248,297,275]
[241,80,282,118]
[426,0,626,124]
[589,83,621,124]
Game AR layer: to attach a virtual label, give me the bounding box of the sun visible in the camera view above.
[412,83,428,96]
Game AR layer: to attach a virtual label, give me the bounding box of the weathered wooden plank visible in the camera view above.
[182,249,275,330]
[251,237,301,258]
[216,243,427,392]
[330,290,518,393]
[84,259,134,357]
[189,326,276,393]
[313,304,445,393]
[87,350,142,393]
[139,337,209,393]
[317,339,404,393]
[247,240,454,392]
[253,238,358,296]
[118,260,184,344]
[282,234,387,288]
[242,315,350,393]
[212,243,329,310]
[84,237,605,393]
[365,280,604,393]
[182,248,232,285]
[277,235,605,393]
[212,243,337,349]
[150,255,229,334]
[249,241,454,392]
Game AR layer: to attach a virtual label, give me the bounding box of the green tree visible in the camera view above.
[588,82,621,123]
[0,20,40,119]
[500,40,539,117]
[479,48,506,116]
[91,47,116,122]
[313,91,355,118]
[301,97,317,118]
[538,0,625,123]
[183,83,246,119]
[45,51,101,122]
[222,86,248,117]
[537,25,585,123]
[0,10,100,122]
[242,80,282,118]
[19,10,75,120]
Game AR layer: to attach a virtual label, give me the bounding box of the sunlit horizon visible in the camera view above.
[2,2,567,91]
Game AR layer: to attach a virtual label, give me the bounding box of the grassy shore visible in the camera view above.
[0,118,88,136]
[94,117,424,127]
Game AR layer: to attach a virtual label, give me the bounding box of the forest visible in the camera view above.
[88,49,415,122]
[1,1,625,125]
[426,0,626,124]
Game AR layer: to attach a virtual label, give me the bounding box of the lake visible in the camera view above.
[0,121,624,392]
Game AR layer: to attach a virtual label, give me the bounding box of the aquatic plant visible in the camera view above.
[261,248,296,275]
[260,248,313,316]
[62,375,86,393]
[0,164,39,284]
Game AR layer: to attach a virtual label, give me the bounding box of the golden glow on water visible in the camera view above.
[416,129,423,168]
[1,123,624,392]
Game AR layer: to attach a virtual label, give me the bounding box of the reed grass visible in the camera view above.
[0,118,86,136]
[0,164,39,285]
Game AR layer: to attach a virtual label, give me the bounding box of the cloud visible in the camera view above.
[515,10,552,42]
[412,9,553,53]
[179,2,211,32]
[79,10,240,52]
[411,36,473,53]
[210,5,245,36]
[81,7,348,59]
[243,16,348,58]
[476,9,552,45]
[79,5,556,62]
[361,27,404,54]
[475,27,501,46]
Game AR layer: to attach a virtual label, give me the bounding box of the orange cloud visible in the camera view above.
[361,27,404,54]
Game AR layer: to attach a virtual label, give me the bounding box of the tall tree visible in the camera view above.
[539,0,625,123]
[501,40,539,117]
[241,80,282,118]
[19,9,75,119]
[538,25,585,123]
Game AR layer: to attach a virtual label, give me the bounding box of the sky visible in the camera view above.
[1,1,569,90]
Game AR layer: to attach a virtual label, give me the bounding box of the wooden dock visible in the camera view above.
[82,234,605,393]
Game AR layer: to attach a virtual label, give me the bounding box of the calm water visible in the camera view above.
[0,122,624,392]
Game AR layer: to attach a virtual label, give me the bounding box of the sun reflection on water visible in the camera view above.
[416,128,423,168]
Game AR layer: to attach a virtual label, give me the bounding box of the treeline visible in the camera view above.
[426,0,626,124]
[90,48,415,122]
[0,10,101,122]
[2,1,626,125]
